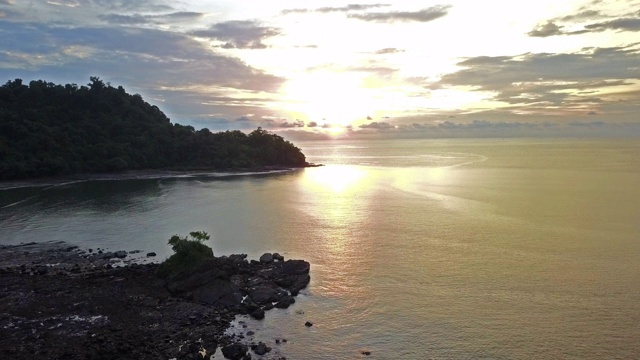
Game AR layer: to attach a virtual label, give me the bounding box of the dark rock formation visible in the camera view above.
[222,343,248,360]
[163,256,310,312]
[0,242,311,360]
[274,296,296,309]
[259,253,273,263]
[250,308,265,320]
[252,342,271,356]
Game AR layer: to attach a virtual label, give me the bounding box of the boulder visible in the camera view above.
[259,253,273,264]
[253,342,270,356]
[166,265,227,294]
[272,253,284,262]
[274,296,295,309]
[228,254,247,263]
[146,252,156,257]
[221,343,248,360]
[279,260,310,276]
[113,251,127,259]
[274,274,310,296]
[249,308,265,320]
[247,284,285,305]
[191,278,243,306]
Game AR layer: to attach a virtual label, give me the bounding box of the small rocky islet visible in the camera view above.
[0,241,310,359]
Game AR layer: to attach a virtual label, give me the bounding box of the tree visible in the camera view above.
[156,231,214,279]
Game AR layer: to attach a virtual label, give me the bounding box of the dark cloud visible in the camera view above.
[0,21,284,124]
[345,118,640,139]
[359,121,393,129]
[235,116,252,123]
[348,5,451,23]
[99,11,205,26]
[560,10,602,21]
[436,45,640,111]
[585,18,640,32]
[317,4,391,13]
[88,0,173,12]
[98,13,150,25]
[528,21,565,37]
[307,121,319,128]
[191,20,280,49]
[374,47,404,54]
[276,120,305,128]
[282,4,390,14]
[528,4,640,37]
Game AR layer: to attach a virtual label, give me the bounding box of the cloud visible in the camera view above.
[585,18,640,32]
[87,0,173,12]
[359,121,393,129]
[307,121,319,127]
[282,4,390,15]
[99,12,204,25]
[281,4,451,24]
[276,120,305,128]
[0,21,285,125]
[347,65,397,77]
[0,0,16,5]
[560,10,602,21]
[317,4,391,13]
[528,3,640,37]
[191,20,280,49]
[348,5,451,23]
[374,47,405,54]
[528,21,565,37]
[435,45,640,113]
[345,118,640,139]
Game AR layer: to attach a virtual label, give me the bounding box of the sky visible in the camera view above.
[0,0,639,139]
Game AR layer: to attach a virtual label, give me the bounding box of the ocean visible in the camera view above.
[1,138,639,359]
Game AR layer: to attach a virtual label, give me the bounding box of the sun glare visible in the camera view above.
[304,165,366,193]
[283,71,372,127]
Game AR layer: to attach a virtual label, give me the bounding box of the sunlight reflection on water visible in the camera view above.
[301,165,367,193]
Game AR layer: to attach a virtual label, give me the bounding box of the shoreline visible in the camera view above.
[0,241,310,359]
[0,163,323,191]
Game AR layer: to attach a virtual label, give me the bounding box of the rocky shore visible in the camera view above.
[0,242,310,359]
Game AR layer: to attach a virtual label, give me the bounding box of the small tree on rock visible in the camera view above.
[156,231,213,279]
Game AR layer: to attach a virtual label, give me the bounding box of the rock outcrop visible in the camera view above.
[164,255,310,313]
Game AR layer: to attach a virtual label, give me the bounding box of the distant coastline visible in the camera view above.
[0,78,310,181]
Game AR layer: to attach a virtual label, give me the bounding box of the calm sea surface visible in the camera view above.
[1,138,640,359]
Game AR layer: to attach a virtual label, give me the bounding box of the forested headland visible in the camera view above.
[0,77,308,180]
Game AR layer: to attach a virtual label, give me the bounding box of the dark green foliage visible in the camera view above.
[0,78,307,180]
[156,231,214,279]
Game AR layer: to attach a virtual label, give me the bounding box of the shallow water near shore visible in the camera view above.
[2,138,640,359]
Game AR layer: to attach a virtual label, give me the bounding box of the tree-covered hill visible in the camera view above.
[0,77,307,180]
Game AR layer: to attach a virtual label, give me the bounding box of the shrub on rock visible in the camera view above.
[156,231,213,279]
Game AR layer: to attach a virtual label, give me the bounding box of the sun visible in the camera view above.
[283,71,373,127]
